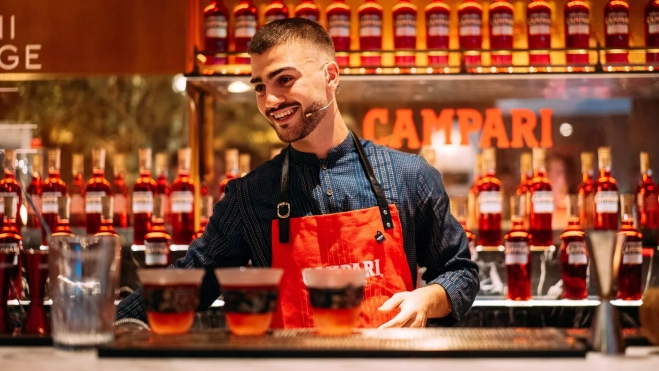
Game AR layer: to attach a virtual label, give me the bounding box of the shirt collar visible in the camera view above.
[288,131,354,165]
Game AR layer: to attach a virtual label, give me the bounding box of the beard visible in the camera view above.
[270,98,329,144]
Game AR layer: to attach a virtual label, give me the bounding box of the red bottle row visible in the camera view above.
[203,0,659,66]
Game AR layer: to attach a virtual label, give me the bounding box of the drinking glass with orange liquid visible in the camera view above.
[137,269,205,335]
[215,267,283,336]
[302,268,366,335]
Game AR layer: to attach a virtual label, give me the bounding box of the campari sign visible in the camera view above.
[361,107,553,149]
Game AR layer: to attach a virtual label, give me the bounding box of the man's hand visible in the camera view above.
[377,284,452,328]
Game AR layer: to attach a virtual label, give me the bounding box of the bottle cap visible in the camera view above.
[152,194,165,221]
[566,194,579,219]
[640,152,651,174]
[58,196,70,220]
[532,148,546,171]
[3,149,15,171]
[474,153,483,176]
[101,196,114,220]
[620,194,634,222]
[178,148,191,172]
[581,152,594,174]
[113,154,126,176]
[598,147,611,170]
[225,149,239,173]
[48,149,62,172]
[92,149,106,171]
[139,149,152,172]
[481,148,496,173]
[155,153,169,176]
[72,153,84,177]
[32,152,43,176]
[520,153,532,175]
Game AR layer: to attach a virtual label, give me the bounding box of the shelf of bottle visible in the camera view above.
[193,47,659,77]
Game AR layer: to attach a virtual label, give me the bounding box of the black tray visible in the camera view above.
[98,328,587,358]
[0,334,52,346]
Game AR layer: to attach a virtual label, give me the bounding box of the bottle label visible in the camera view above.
[235,14,257,38]
[648,12,659,34]
[0,192,19,215]
[42,192,61,214]
[490,13,513,36]
[595,191,619,213]
[132,191,154,214]
[113,194,127,214]
[145,242,170,266]
[299,14,319,23]
[394,14,417,37]
[205,15,228,39]
[566,241,587,265]
[71,194,84,214]
[528,12,551,36]
[505,241,529,265]
[478,191,502,214]
[566,12,589,36]
[29,195,41,216]
[171,191,194,213]
[605,11,629,35]
[266,14,286,24]
[459,14,482,37]
[359,14,382,37]
[0,243,19,266]
[427,13,450,36]
[531,191,555,213]
[328,14,351,38]
[85,191,106,214]
[622,241,642,265]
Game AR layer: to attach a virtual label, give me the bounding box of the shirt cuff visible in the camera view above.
[426,273,473,327]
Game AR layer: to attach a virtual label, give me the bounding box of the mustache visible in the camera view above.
[266,102,300,116]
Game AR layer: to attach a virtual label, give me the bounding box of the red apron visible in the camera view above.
[270,133,414,329]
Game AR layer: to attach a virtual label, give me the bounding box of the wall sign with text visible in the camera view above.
[0,15,42,71]
[361,107,553,150]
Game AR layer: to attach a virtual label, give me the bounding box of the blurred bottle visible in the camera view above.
[112,154,129,229]
[133,149,157,245]
[234,0,258,64]
[85,149,112,235]
[358,0,384,67]
[392,0,418,66]
[645,0,659,63]
[42,149,67,246]
[559,195,588,300]
[26,152,43,229]
[0,150,22,232]
[458,0,483,67]
[577,152,595,229]
[69,153,86,228]
[294,0,320,23]
[527,0,552,66]
[326,0,351,66]
[636,152,659,229]
[171,148,195,245]
[504,195,532,301]
[617,194,643,300]
[204,0,230,65]
[94,197,118,237]
[595,147,619,230]
[52,197,74,237]
[604,0,630,64]
[425,0,451,66]
[265,0,289,24]
[155,153,171,227]
[0,195,23,300]
[564,0,590,65]
[144,195,172,269]
[529,148,554,246]
[477,148,502,247]
[488,0,514,67]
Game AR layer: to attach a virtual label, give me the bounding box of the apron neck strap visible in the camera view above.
[277,131,394,244]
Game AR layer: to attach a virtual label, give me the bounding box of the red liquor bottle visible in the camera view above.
[616,194,643,300]
[234,0,258,65]
[559,195,588,300]
[155,153,171,227]
[467,153,482,231]
[204,0,230,65]
[171,148,195,245]
[517,153,532,229]
[477,148,502,247]
[41,149,67,246]
[193,194,214,241]
[219,149,240,201]
[594,147,619,230]
[112,154,129,229]
[458,0,484,67]
[94,197,118,237]
[577,152,595,229]
[425,0,451,66]
[133,149,157,245]
[564,0,590,65]
[85,149,112,235]
[646,0,659,63]
[69,153,86,228]
[504,195,532,301]
[489,0,514,67]
[0,150,22,233]
[604,0,630,64]
[265,0,290,24]
[326,0,352,67]
[527,0,552,66]
[392,0,418,66]
[529,148,554,247]
[52,197,74,237]
[294,0,320,23]
[26,153,42,229]
[144,195,171,268]
[636,152,659,229]
[358,0,384,67]
[239,154,251,177]
[0,196,22,301]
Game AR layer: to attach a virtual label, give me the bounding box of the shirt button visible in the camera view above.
[327,189,333,196]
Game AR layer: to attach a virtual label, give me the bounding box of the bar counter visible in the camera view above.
[2,346,658,370]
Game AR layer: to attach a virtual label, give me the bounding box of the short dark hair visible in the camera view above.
[248,18,335,59]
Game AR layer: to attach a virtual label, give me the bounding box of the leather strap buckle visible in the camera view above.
[277,202,291,218]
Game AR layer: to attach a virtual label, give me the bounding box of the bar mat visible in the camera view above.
[0,334,52,346]
[98,328,586,358]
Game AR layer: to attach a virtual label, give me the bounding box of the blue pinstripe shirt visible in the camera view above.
[117,132,479,326]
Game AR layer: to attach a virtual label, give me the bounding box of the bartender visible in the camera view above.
[117,18,479,328]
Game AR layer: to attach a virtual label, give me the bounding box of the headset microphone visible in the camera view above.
[304,98,335,117]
